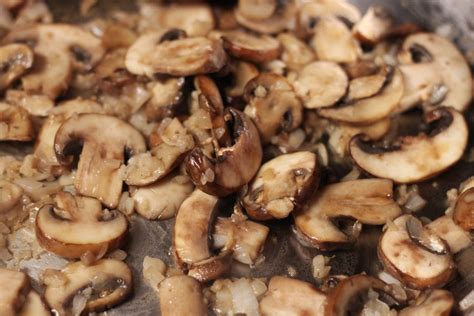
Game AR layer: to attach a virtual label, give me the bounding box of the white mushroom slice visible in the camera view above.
[125,31,164,77]
[225,61,259,99]
[277,32,314,70]
[293,61,348,109]
[159,276,206,316]
[132,174,194,220]
[345,66,388,101]
[453,187,474,231]
[0,180,22,214]
[237,0,277,20]
[18,291,49,316]
[0,102,34,141]
[294,179,401,250]
[378,215,455,289]
[350,107,468,183]
[54,113,146,208]
[399,289,454,316]
[0,268,29,316]
[43,259,132,314]
[260,276,327,316]
[353,5,394,44]
[36,191,127,259]
[5,90,54,117]
[160,4,215,37]
[319,66,403,124]
[311,16,361,63]
[0,43,33,91]
[398,33,472,112]
[426,216,472,254]
[242,151,319,220]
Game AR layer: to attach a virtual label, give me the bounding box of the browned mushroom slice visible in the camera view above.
[345,66,389,101]
[294,179,401,250]
[19,291,50,316]
[260,276,327,316]
[319,66,403,124]
[187,254,232,283]
[144,77,188,121]
[160,4,215,37]
[398,33,472,112]
[225,60,259,99]
[0,268,29,316]
[0,44,33,91]
[0,180,22,214]
[277,32,315,70]
[243,73,303,143]
[293,61,348,109]
[378,215,455,289]
[350,107,468,183]
[453,187,474,231]
[405,216,448,255]
[43,259,132,314]
[342,60,379,79]
[426,215,472,254]
[399,289,454,316]
[159,276,206,316]
[54,113,146,208]
[353,5,394,44]
[5,90,54,117]
[0,102,34,141]
[220,30,281,63]
[242,151,319,220]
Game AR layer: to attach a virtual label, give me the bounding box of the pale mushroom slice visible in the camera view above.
[345,65,389,102]
[43,259,132,314]
[293,61,348,109]
[0,268,29,316]
[0,43,33,91]
[54,113,146,208]
[453,187,474,231]
[378,215,455,289]
[159,4,215,37]
[159,276,206,316]
[0,102,34,141]
[125,31,165,77]
[131,173,194,220]
[242,151,319,220]
[319,66,403,124]
[353,5,394,44]
[0,180,22,215]
[260,276,327,316]
[294,179,401,250]
[237,0,277,21]
[18,291,49,316]
[277,32,315,70]
[398,32,472,112]
[399,289,454,316]
[350,107,468,183]
[426,215,472,254]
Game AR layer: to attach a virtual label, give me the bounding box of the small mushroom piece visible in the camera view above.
[353,5,394,44]
[453,187,474,231]
[54,113,146,208]
[160,4,215,37]
[237,0,277,21]
[144,77,188,121]
[0,43,33,91]
[399,289,454,316]
[260,276,327,316]
[187,254,232,283]
[319,66,403,124]
[224,60,259,100]
[43,259,132,314]
[294,179,401,250]
[293,61,348,109]
[345,66,389,101]
[0,180,22,214]
[242,151,319,220]
[19,291,50,316]
[36,191,128,259]
[159,276,206,316]
[350,107,468,183]
[426,215,472,254]
[0,102,34,141]
[0,268,29,316]
[277,32,315,70]
[378,215,455,289]
[5,90,54,117]
[244,73,303,143]
[405,215,448,255]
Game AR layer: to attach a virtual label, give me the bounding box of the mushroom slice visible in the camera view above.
[311,16,361,63]
[237,0,277,21]
[398,33,472,112]
[0,268,29,316]
[185,108,262,197]
[160,4,215,37]
[125,31,165,77]
[54,113,146,208]
[144,77,188,121]
[293,61,348,109]
[244,73,303,143]
[220,29,281,63]
[277,32,315,70]
[224,60,259,99]
[378,215,455,289]
[0,43,33,91]
[43,259,132,314]
[131,173,194,220]
[399,289,454,316]
[319,66,403,124]
[5,90,54,117]
[159,276,206,316]
[345,66,389,101]
[353,5,394,44]
[350,107,468,183]
[242,151,319,220]
[294,179,401,250]
[260,276,327,316]
[426,215,472,254]
[405,215,448,255]
[19,291,49,316]
[0,180,22,214]
[453,187,474,231]
[36,191,128,259]
[0,102,34,141]
[187,254,232,283]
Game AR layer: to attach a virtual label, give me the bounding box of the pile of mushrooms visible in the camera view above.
[0,0,472,315]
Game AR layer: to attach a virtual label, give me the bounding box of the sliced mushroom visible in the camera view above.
[353,5,394,44]
[0,268,29,316]
[398,33,472,112]
[453,187,474,231]
[260,276,327,316]
[125,31,165,77]
[224,60,259,100]
[54,113,146,208]
[131,173,194,220]
[5,90,54,117]
[0,102,34,141]
[244,73,303,143]
[378,215,455,289]
[159,4,215,37]
[0,43,33,91]
[345,66,389,101]
[36,191,127,259]
[405,215,448,255]
[144,77,188,121]
[242,151,318,220]
[399,289,454,316]
[159,275,206,316]
[294,179,401,250]
[43,259,132,314]
[342,60,379,79]
[350,107,468,183]
[293,61,348,109]
[319,66,403,124]
[187,254,232,283]
[426,215,472,254]
[277,32,315,70]
[0,180,22,214]
[237,0,277,21]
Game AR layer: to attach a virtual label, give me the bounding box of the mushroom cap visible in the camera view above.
[0,43,33,91]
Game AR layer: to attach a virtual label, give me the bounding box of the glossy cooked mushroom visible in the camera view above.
[0,43,33,91]
[350,107,468,183]
[452,187,474,231]
[159,275,206,316]
[398,289,454,316]
[0,268,29,316]
[54,113,146,208]
[0,102,34,141]
[36,191,128,259]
